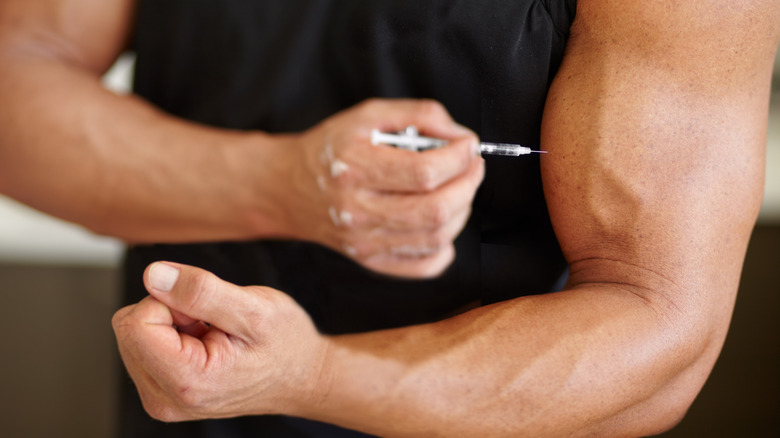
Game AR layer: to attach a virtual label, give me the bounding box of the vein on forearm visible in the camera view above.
[316,283,700,437]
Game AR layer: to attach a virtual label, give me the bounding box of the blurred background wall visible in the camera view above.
[0,53,778,438]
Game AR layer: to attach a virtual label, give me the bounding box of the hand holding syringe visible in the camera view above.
[272,100,487,279]
[371,126,547,156]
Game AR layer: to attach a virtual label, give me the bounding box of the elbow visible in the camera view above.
[596,359,711,437]
[634,382,700,436]
[624,314,727,437]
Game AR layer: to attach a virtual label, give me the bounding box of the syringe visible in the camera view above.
[371,127,546,156]
[479,142,547,156]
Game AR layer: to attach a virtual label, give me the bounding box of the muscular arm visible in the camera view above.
[297,2,779,436]
[0,0,291,242]
[110,0,778,435]
[0,0,483,278]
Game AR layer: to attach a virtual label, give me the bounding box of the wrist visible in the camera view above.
[229,131,301,240]
[293,335,336,414]
[290,334,406,434]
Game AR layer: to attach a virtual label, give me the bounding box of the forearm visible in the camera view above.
[305,285,721,437]
[0,51,293,243]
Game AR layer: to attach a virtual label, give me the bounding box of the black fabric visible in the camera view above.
[122,1,576,436]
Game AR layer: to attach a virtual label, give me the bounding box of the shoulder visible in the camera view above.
[571,0,780,50]
[561,0,779,99]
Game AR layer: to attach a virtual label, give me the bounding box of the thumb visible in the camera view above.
[144,261,253,337]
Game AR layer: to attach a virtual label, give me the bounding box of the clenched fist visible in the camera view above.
[112,262,330,421]
[273,99,484,278]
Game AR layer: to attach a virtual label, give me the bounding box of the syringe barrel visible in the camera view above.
[480,142,531,156]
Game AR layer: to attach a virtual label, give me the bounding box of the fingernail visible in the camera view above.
[149,263,180,293]
[471,140,481,157]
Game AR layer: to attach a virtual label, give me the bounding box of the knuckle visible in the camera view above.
[334,207,362,230]
[420,246,455,278]
[329,158,351,180]
[111,308,142,343]
[242,308,270,339]
[170,378,217,418]
[415,99,446,120]
[327,170,351,191]
[247,285,276,309]
[345,208,365,228]
[411,162,438,191]
[186,270,219,315]
[143,397,184,423]
[176,386,206,411]
[428,228,451,250]
[341,238,365,260]
[328,201,357,229]
[426,201,450,228]
[359,98,384,113]
[111,308,129,331]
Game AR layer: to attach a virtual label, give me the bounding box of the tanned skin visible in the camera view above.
[2,0,778,436]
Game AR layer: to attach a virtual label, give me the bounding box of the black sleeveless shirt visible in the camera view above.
[122,1,576,436]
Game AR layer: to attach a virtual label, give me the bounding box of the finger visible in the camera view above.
[143,261,261,339]
[353,135,480,193]
[112,298,193,388]
[340,99,480,193]
[112,296,173,333]
[112,297,215,401]
[171,308,211,339]
[115,345,180,422]
[349,157,484,231]
[112,297,202,366]
[361,243,457,279]
[345,208,471,262]
[356,99,472,141]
